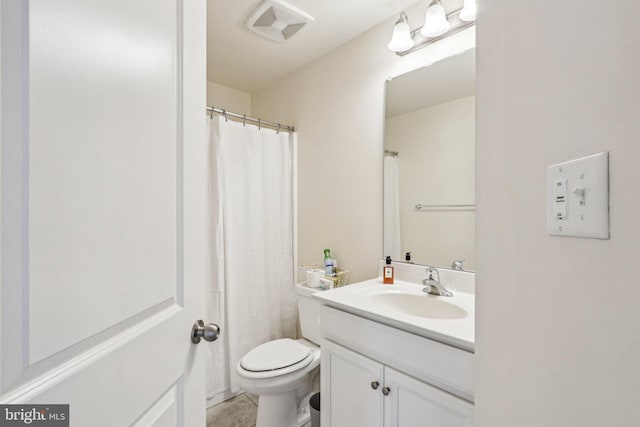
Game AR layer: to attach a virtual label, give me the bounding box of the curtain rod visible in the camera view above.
[384,150,399,157]
[206,106,295,133]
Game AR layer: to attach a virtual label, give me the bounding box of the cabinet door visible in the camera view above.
[321,340,384,427]
[384,367,474,427]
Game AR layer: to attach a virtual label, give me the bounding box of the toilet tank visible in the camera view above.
[295,284,323,345]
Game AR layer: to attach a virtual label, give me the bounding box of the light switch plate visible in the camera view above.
[547,152,609,239]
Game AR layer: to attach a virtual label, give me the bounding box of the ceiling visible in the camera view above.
[206,0,422,93]
[385,47,475,118]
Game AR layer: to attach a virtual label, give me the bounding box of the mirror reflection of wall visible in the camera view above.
[384,48,475,271]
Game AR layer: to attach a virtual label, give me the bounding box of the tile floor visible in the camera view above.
[206,393,312,427]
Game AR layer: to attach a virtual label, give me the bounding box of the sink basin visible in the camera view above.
[367,292,467,320]
[312,279,475,350]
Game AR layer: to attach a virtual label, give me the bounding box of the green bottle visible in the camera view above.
[323,249,334,275]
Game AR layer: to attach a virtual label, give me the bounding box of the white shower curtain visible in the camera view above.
[206,116,297,399]
[384,154,402,261]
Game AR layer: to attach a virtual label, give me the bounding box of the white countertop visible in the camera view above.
[312,278,475,352]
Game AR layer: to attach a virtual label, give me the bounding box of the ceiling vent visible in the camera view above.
[245,0,314,43]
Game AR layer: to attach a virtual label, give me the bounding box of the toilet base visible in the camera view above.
[256,390,298,427]
[253,390,314,427]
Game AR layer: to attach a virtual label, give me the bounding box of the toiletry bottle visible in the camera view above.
[405,252,413,263]
[383,256,394,284]
[323,249,334,276]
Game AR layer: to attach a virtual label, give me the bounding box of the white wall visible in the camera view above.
[206,81,251,115]
[476,1,640,426]
[252,1,475,282]
[385,96,475,269]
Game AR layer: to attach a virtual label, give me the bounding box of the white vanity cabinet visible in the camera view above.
[320,306,474,427]
[321,340,384,427]
[384,367,473,427]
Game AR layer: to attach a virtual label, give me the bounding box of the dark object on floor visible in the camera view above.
[310,392,321,427]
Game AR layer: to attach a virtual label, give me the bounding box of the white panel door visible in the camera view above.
[384,367,474,427]
[321,340,384,427]
[0,0,209,425]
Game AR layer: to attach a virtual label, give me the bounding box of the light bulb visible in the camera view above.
[459,0,476,22]
[387,13,414,52]
[421,0,450,38]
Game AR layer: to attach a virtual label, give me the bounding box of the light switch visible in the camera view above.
[552,179,567,220]
[547,152,609,239]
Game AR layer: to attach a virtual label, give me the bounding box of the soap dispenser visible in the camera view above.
[383,256,394,284]
[405,252,413,264]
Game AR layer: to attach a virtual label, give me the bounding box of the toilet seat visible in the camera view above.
[239,338,314,379]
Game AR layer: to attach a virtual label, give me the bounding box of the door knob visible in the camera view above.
[370,381,380,390]
[191,320,221,344]
[382,386,391,396]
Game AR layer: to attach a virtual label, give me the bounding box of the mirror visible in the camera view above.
[384,48,475,271]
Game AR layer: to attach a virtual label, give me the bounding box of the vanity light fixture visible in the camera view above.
[421,0,450,38]
[387,0,476,56]
[387,12,414,52]
[459,0,477,22]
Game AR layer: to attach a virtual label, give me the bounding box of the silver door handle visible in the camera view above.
[371,381,380,390]
[191,320,221,344]
[382,386,391,396]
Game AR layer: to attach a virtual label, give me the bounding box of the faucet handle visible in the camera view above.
[425,266,440,281]
[451,259,465,271]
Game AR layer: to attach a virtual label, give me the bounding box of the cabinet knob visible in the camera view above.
[382,386,391,396]
[370,381,380,390]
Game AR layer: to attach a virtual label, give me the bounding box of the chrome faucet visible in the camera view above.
[422,267,453,297]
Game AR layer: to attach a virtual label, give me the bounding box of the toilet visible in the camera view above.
[236,283,323,427]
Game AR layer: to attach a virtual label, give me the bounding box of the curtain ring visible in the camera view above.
[222,109,227,122]
[276,124,281,134]
[243,115,246,127]
[258,118,261,130]
[209,109,214,119]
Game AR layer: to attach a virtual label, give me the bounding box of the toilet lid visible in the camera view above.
[240,338,311,372]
